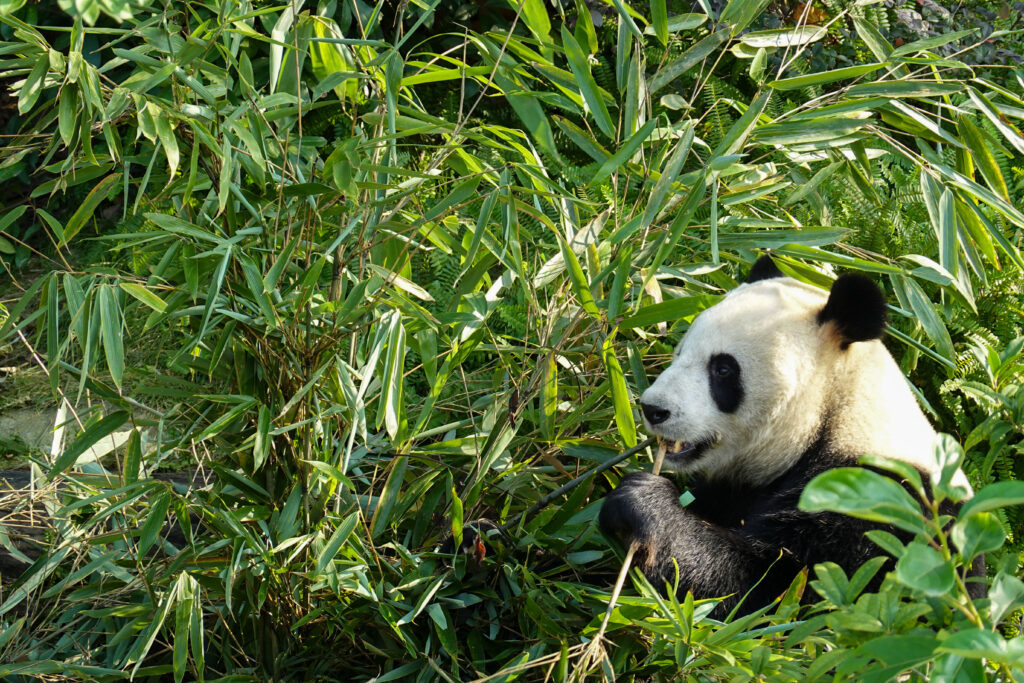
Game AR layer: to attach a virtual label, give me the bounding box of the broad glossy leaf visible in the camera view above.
[990,572,1024,623]
[800,467,928,535]
[858,454,924,496]
[855,633,938,668]
[959,481,1024,518]
[951,511,1005,562]
[938,628,1013,662]
[895,541,955,596]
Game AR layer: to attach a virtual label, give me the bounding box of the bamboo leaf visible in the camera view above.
[957,115,1010,200]
[602,333,636,448]
[62,174,120,245]
[560,27,616,140]
[607,247,632,320]
[49,410,130,479]
[379,312,406,440]
[753,117,868,145]
[98,285,124,389]
[424,175,483,221]
[620,295,719,328]
[557,233,600,318]
[371,455,409,538]
[769,63,887,91]
[369,264,436,302]
[853,16,896,62]
[539,354,558,440]
[254,404,271,472]
[138,490,171,555]
[890,29,977,58]
[18,54,48,114]
[967,86,1024,155]
[58,86,79,146]
[892,274,954,360]
[649,29,730,95]
[740,26,827,48]
[510,0,552,46]
[553,116,611,163]
[643,13,706,34]
[650,0,668,46]
[316,513,359,573]
[847,81,964,98]
[712,90,770,157]
[590,118,657,186]
[641,122,693,230]
[155,110,180,177]
[720,0,771,34]
[120,282,167,313]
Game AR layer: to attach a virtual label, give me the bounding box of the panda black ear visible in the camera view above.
[747,255,785,283]
[817,274,888,348]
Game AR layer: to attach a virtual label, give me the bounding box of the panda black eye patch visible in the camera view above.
[708,353,743,413]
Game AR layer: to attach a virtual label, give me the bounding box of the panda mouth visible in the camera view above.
[660,436,718,465]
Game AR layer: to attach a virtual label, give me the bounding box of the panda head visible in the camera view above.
[639,256,893,483]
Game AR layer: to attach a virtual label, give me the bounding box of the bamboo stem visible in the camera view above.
[577,440,673,678]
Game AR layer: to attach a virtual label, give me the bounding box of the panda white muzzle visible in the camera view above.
[640,402,718,466]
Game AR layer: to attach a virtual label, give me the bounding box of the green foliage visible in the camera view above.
[797,438,1024,680]
[0,0,1022,679]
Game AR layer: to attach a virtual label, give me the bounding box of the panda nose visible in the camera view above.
[641,402,671,425]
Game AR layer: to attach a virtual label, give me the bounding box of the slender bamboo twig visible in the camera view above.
[515,436,657,527]
[576,440,670,678]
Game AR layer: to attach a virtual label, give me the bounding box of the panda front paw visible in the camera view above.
[599,472,682,552]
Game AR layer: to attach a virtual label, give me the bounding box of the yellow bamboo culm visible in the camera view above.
[576,440,673,679]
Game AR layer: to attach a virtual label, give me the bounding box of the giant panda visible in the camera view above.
[599,256,978,616]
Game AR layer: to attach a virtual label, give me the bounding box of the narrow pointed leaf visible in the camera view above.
[561,27,615,139]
